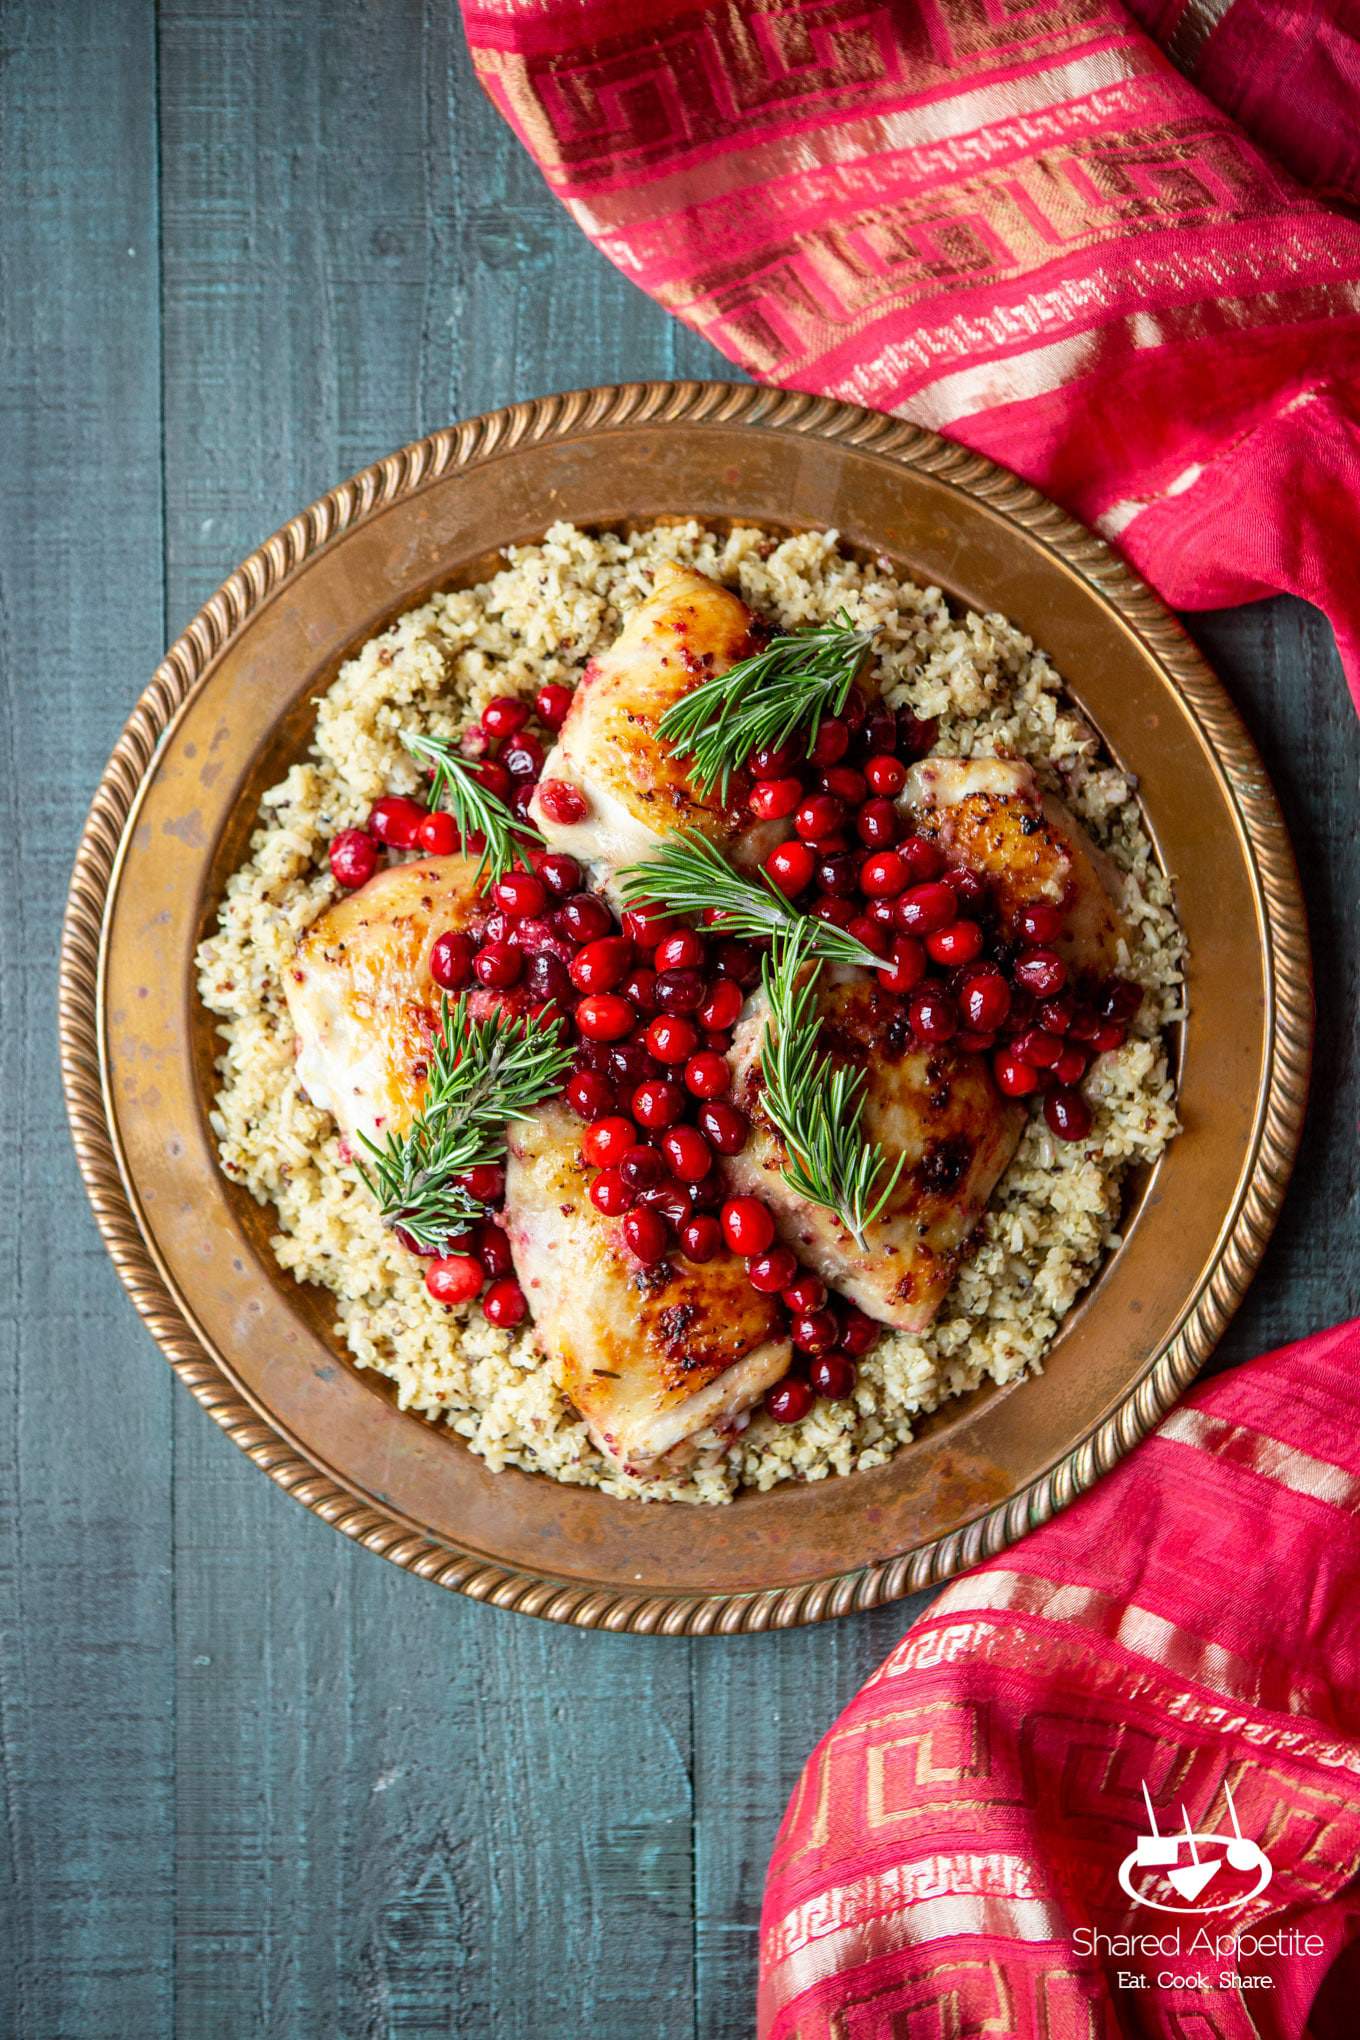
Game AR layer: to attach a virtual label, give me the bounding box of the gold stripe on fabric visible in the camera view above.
[873,278,1360,428]
[1156,1406,1360,1509]
[561,43,1158,228]
[765,1888,1071,2013]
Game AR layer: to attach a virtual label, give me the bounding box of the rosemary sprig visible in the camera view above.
[655,608,874,802]
[355,993,573,1254]
[401,729,543,886]
[758,924,905,1250]
[616,831,883,972]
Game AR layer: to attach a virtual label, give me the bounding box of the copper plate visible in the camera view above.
[60,383,1312,1632]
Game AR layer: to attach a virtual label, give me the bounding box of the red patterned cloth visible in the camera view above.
[462,0,1360,704]
[756,1319,1360,2038]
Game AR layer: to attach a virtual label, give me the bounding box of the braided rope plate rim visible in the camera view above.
[58,380,1313,1634]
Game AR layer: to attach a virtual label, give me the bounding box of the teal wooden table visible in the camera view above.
[4,5,1357,2033]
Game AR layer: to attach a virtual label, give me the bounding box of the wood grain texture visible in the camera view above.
[4,0,1357,2034]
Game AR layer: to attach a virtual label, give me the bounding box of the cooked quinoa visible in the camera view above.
[196,521,1183,1504]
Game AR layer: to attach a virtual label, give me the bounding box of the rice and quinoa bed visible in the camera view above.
[196,520,1183,1505]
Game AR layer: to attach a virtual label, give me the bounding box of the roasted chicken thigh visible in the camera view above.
[528,560,778,898]
[902,756,1128,973]
[503,1102,791,1470]
[284,853,501,1152]
[725,968,1025,1333]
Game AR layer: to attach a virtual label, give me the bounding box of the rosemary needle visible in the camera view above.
[355,993,573,1254]
[401,729,543,887]
[616,831,883,973]
[759,923,905,1250]
[655,608,874,802]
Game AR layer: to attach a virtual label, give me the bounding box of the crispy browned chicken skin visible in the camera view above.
[503,1103,790,1471]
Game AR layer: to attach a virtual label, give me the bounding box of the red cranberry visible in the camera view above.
[576,993,635,1041]
[766,1378,814,1425]
[864,754,906,796]
[621,904,677,952]
[698,1101,748,1154]
[721,1197,774,1256]
[619,1144,664,1193]
[368,795,425,848]
[329,828,379,888]
[417,810,459,856]
[426,930,471,991]
[714,940,760,986]
[570,936,633,995]
[781,1273,827,1314]
[809,1353,857,1400]
[475,759,513,801]
[646,1015,699,1066]
[764,840,816,896]
[698,978,743,1031]
[746,1245,798,1295]
[820,764,866,805]
[908,987,957,1043]
[638,1182,693,1228]
[1038,995,1075,1035]
[559,892,612,944]
[1013,1026,1062,1069]
[633,1079,685,1131]
[795,793,845,843]
[751,736,801,777]
[994,1050,1040,1098]
[566,1069,615,1121]
[816,851,859,897]
[590,1168,634,1216]
[1068,1005,1100,1043]
[482,1278,527,1328]
[897,709,938,757]
[425,1254,483,1305]
[653,931,702,973]
[1014,948,1068,998]
[474,942,522,989]
[960,969,1010,1031]
[927,919,984,966]
[619,966,657,1012]
[895,882,956,936]
[899,834,945,883]
[748,776,803,822]
[1091,1020,1127,1053]
[582,1117,636,1168]
[840,1307,880,1357]
[1045,1088,1093,1141]
[809,717,850,767]
[537,778,588,825]
[856,797,899,849]
[790,1308,837,1354]
[858,706,897,757]
[475,1221,514,1277]
[621,1207,669,1265]
[814,896,856,931]
[680,1215,722,1263]
[492,871,545,921]
[504,734,544,780]
[460,1164,505,1205]
[943,867,988,911]
[1054,1044,1090,1086]
[881,935,927,996]
[524,951,570,1003]
[535,850,581,897]
[608,1040,658,1088]
[662,1125,712,1180]
[1100,977,1144,1023]
[846,914,891,959]
[683,1051,730,1099]
[860,850,908,898]
[655,968,706,1014]
[535,681,574,730]
[1017,899,1064,944]
[482,694,530,741]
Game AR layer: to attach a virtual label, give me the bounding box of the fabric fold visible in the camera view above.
[463,0,1360,704]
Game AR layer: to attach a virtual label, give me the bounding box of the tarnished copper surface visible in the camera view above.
[59,383,1313,1631]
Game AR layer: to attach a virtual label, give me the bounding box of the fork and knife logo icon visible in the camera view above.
[1117,1777,1274,1913]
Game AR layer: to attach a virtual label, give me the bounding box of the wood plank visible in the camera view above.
[0,3,173,2036]
[156,8,714,2034]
